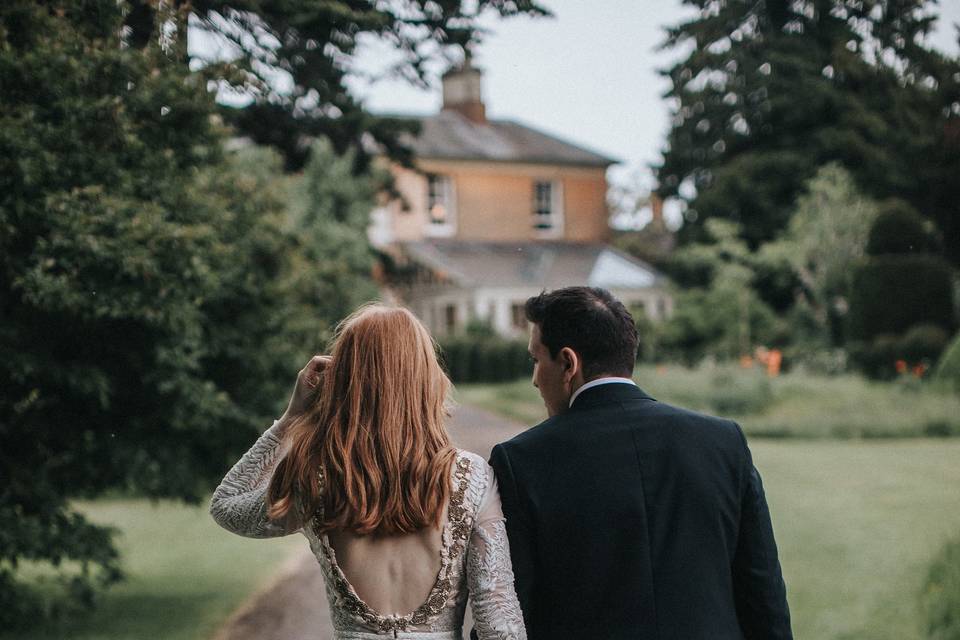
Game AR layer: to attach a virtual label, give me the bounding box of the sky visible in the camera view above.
[342,0,960,225]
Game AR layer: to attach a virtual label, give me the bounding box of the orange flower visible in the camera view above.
[895,360,908,374]
[913,363,927,378]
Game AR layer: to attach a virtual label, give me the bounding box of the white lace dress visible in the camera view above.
[210,420,527,640]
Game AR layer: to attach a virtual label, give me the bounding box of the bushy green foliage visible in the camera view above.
[0,2,381,624]
[921,535,960,640]
[659,219,786,363]
[760,164,878,347]
[850,324,952,380]
[867,199,940,256]
[849,256,955,341]
[438,338,531,383]
[934,332,960,390]
[0,1,222,622]
[285,139,382,336]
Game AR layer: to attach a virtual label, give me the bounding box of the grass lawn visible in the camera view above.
[757,440,960,640]
[5,499,301,640]
[455,365,960,438]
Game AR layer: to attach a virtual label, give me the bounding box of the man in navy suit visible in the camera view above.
[489,286,792,639]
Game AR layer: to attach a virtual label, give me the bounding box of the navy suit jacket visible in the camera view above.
[489,382,792,640]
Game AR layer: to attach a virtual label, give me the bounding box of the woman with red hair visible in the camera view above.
[210,303,525,639]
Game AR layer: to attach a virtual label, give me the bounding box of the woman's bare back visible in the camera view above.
[327,515,445,616]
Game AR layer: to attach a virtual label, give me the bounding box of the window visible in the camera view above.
[444,304,458,335]
[426,174,455,236]
[532,179,563,235]
[511,303,527,331]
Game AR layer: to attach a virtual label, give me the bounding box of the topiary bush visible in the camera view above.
[866,199,939,256]
[848,255,955,342]
[920,535,960,640]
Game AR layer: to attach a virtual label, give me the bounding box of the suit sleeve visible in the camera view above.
[731,422,793,639]
[489,443,536,633]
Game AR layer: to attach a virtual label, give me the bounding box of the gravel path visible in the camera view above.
[211,402,530,640]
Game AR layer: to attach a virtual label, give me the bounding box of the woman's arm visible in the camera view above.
[209,355,330,538]
[209,415,297,538]
[466,463,528,640]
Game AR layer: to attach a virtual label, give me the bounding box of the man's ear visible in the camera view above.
[559,347,580,383]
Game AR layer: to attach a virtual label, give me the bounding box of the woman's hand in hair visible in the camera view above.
[280,355,331,424]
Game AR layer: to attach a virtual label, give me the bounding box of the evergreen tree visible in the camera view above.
[657,0,960,265]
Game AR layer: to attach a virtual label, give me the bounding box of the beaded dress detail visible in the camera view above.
[210,420,526,640]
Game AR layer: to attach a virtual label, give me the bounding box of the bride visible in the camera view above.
[210,303,526,639]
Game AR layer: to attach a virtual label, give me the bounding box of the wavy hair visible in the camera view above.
[266,304,456,535]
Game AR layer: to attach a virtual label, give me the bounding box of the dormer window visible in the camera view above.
[426,173,456,237]
[532,179,563,237]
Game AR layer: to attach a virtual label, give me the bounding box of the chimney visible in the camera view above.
[441,53,487,124]
[650,194,665,228]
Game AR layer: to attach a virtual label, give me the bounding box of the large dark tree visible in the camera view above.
[0,0,421,625]
[656,0,960,265]
[124,0,548,170]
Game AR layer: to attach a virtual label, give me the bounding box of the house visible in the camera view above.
[370,58,672,338]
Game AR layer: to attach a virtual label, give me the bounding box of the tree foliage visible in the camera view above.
[657,0,960,265]
[0,1,384,624]
[129,0,549,170]
[660,219,785,363]
[760,163,878,344]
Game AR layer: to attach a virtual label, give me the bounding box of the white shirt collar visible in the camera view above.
[569,377,638,408]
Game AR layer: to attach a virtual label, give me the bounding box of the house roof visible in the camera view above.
[401,240,665,290]
[394,110,619,168]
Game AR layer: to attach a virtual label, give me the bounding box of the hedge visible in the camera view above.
[848,254,955,342]
[438,338,532,383]
[866,199,938,256]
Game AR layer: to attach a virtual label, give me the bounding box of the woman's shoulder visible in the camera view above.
[454,448,487,469]
[451,449,493,513]
[453,449,493,485]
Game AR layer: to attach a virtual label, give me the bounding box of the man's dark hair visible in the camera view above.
[524,286,639,379]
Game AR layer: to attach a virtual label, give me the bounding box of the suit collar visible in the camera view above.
[568,380,654,410]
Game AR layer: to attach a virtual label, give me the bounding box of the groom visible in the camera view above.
[488,287,792,639]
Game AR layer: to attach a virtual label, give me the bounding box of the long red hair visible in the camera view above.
[267,304,456,535]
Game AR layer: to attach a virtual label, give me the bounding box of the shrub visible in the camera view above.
[707,370,773,415]
[920,535,960,640]
[866,199,938,256]
[900,324,951,364]
[849,325,950,380]
[438,338,531,383]
[849,255,955,342]
[934,332,960,390]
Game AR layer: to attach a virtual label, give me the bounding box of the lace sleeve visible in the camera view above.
[209,419,297,538]
[467,463,528,640]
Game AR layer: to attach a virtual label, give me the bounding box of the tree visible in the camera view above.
[659,219,785,363]
[125,0,549,170]
[0,1,225,621]
[760,163,878,346]
[657,0,960,265]
[285,138,384,333]
[0,2,382,623]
